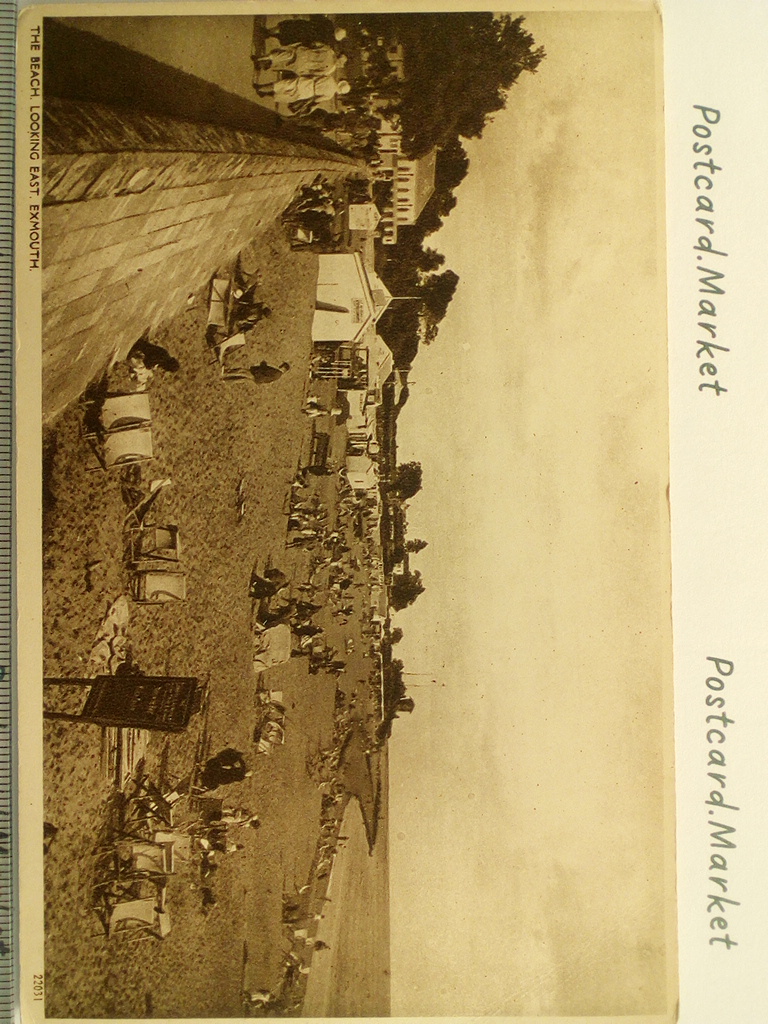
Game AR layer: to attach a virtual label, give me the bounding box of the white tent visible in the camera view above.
[253,624,292,673]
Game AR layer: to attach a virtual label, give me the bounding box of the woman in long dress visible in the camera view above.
[256,76,351,111]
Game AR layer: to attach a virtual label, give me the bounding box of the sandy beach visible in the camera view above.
[42,220,391,1016]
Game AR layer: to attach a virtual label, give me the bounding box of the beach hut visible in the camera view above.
[347,202,381,233]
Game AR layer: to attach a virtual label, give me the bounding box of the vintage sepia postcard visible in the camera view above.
[14,2,675,1020]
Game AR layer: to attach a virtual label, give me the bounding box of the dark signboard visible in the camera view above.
[45,676,200,731]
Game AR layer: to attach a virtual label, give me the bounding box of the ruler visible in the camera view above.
[0,0,14,1020]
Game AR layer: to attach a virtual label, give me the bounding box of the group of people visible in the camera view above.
[189,800,261,915]
[282,175,344,251]
[254,18,351,116]
[126,332,180,389]
[279,479,383,675]
[303,396,343,419]
[287,491,329,539]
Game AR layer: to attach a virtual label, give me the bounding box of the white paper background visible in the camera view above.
[666,0,768,1021]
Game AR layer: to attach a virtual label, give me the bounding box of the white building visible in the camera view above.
[369,584,389,625]
[347,203,382,233]
[313,252,391,347]
[312,253,395,400]
[376,117,402,154]
[372,125,438,244]
[346,389,377,451]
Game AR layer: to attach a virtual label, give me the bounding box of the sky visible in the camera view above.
[389,8,674,1017]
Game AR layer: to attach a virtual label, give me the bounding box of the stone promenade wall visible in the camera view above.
[42,99,362,420]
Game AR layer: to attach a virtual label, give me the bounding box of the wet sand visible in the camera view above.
[303,748,390,1017]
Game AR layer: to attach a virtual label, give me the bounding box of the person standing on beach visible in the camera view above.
[223,360,290,384]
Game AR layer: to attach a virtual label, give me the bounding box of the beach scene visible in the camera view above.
[35,7,676,1019]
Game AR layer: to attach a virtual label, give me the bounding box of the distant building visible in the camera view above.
[365,332,394,406]
[373,117,402,154]
[363,91,401,117]
[369,584,389,624]
[360,39,406,83]
[391,149,438,225]
[313,252,391,346]
[371,129,438,244]
[345,389,377,454]
[347,202,382,234]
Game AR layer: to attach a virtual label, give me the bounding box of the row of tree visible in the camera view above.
[397,14,545,158]
[324,12,545,366]
[359,16,544,617]
[339,12,545,158]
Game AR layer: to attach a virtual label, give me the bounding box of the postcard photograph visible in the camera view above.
[18,2,675,1019]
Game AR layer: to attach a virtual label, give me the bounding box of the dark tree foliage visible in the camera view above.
[371,137,477,361]
[374,230,424,367]
[395,13,545,157]
[363,43,399,89]
[374,216,460,364]
[342,15,544,363]
[391,500,408,565]
[421,270,459,326]
[434,137,471,193]
[414,201,445,239]
[406,539,428,555]
[339,13,544,157]
[418,247,445,274]
[391,461,423,500]
[390,570,426,611]
[392,657,404,680]
[377,306,420,368]
[381,656,406,712]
